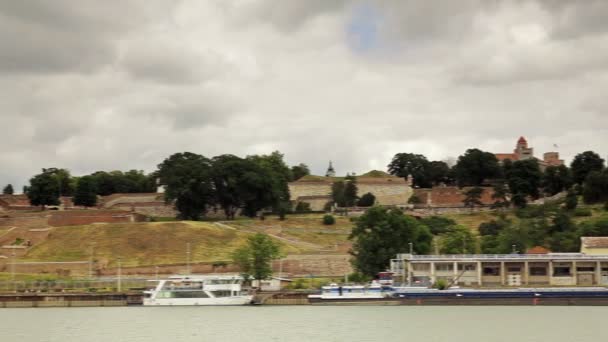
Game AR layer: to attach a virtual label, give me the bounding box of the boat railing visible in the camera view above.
[394,253,608,260]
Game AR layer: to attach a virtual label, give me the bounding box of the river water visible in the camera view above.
[0,306,605,342]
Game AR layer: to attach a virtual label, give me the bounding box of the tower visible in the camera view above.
[514,136,533,160]
[325,161,336,177]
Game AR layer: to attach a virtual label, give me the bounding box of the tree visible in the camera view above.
[157,152,215,220]
[438,225,476,254]
[479,218,510,236]
[463,187,484,209]
[331,181,346,207]
[571,151,605,185]
[495,222,530,254]
[427,161,452,186]
[73,176,98,207]
[491,183,509,209]
[454,149,501,187]
[290,163,310,181]
[505,159,542,200]
[323,215,335,225]
[343,175,358,207]
[27,169,61,208]
[350,207,432,276]
[294,201,312,213]
[420,216,457,235]
[542,165,572,196]
[232,233,281,281]
[582,170,608,204]
[211,154,280,219]
[387,153,431,188]
[247,151,292,208]
[2,184,14,195]
[564,189,578,210]
[357,192,376,207]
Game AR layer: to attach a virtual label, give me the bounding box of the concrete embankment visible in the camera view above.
[0,292,142,308]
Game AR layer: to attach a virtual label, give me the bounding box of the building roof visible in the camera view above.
[526,246,550,254]
[581,237,608,249]
[518,136,527,144]
[495,153,518,162]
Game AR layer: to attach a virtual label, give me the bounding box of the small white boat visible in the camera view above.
[144,275,253,306]
[308,281,391,301]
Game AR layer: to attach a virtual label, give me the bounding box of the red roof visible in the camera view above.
[527,246,550,254]
[495,153,518,162]
[518,136,527,144]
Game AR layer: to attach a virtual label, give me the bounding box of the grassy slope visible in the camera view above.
[22,222,258,267]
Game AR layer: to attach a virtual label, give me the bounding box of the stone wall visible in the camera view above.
[413,186,495,207]
[358,182,413,206]
[47,211,146,227]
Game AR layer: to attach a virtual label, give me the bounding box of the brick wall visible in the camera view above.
[414,187,495,207]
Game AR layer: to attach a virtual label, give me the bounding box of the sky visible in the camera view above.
[1,0,607,191]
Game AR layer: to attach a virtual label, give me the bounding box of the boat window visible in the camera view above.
[577,267,595,272]
[211,290,232,298]
[458,264,476,271]
[507,267,521,273]
[172,291,210,298]
[435,264,453,271]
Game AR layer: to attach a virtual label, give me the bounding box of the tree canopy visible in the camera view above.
[350,206,432,276]
[388,153,431,188]
[454,149,501,187]
[290,163,310,181]
[2,184,14,195]
[27,169,62,208]
[232,233,281,281]
[73,176,98,207]
[571,151,605,185]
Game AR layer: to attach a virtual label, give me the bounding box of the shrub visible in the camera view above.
[357,193,376,207]
[347,272,371,284]
[322,215,335,225]
[604,202,608,211]
[565,190,578,210]
[574,208,592,217]
[408,194,422,204]
[434,278,449,290]
[294,202,312,213]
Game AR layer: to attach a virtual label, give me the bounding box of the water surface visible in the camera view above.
[1,306,605,342]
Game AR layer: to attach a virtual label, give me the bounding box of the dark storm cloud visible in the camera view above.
[0,0,606,190]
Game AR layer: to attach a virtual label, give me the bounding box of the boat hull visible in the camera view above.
[143,295,253,306]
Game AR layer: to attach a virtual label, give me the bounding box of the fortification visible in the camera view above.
[289,168,413,211]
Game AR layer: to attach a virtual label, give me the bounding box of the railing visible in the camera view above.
[0,279,150,293]
[395,253,608,260]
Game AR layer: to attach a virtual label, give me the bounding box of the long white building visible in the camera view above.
[390,253,608,287]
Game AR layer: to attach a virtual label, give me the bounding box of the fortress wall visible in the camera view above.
[357,183,413,206]
[288,183,332,199]
[414,187,495,207]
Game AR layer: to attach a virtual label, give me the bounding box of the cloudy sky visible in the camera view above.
[1,0,607,190]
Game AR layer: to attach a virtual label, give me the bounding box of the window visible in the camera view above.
[530,267,547,276]
[507,266,521,273]
[412,264,429,271]
[553,267,571,277]
[435,264,453,271]
[458,264,476,271]
[173,291,210,298]
[483,267,500,276]
[577,267,595,272]
[211,291,232,298]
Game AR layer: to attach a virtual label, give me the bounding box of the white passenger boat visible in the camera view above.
[143,275,253,306]
[308,281,392,301]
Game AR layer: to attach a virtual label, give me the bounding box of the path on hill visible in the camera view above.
[214,222,325,251]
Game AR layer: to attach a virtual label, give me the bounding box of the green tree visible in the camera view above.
[495,222,529,254]
[27,169,61,208]
[247,151,292,208]
[357,192,376,207]
[232,233,281,281]
[2,184,14,195]
[427,161,452,186]
[350,207,432,276]
[463,187,484,209]
[454,149,501,187]
[73,176,98,207]
[212,154,280,219]
[331,181,346,207]
[478,218,510,236]
[542,165,572,196]
[290,163,310,181]
[564,189,578,210]
[491,183,509,209]
[582,170,608,204]
[505,159,542,200]
[420,216,457,235]
[294,201,311,213]
[571,151,605,185]
[322,214,335,225]
[438,225,476,254]
[157,152,215,220]
[387,153,431,188]
[343,175,358,207]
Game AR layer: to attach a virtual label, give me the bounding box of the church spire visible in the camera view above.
[325,161,336,177]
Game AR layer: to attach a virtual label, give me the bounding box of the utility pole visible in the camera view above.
[89,242,96,279]
[117,258,122,292]
[186,242,191,275]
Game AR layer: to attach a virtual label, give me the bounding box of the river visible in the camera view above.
[0,306,605,341]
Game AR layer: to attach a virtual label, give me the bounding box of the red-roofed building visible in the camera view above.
[494,137,564,169]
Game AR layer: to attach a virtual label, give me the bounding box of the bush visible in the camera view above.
[604,202,608,211]
[574,208,592,217]
[565,190,578,210]
[322,215,335,225]
[294,202,312,213]
[408,194,422,204]
[347,272,371,284]
[434,278,449,290]
[357,193,376,207]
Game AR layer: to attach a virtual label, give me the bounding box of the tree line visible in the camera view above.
[389,149,608,208]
